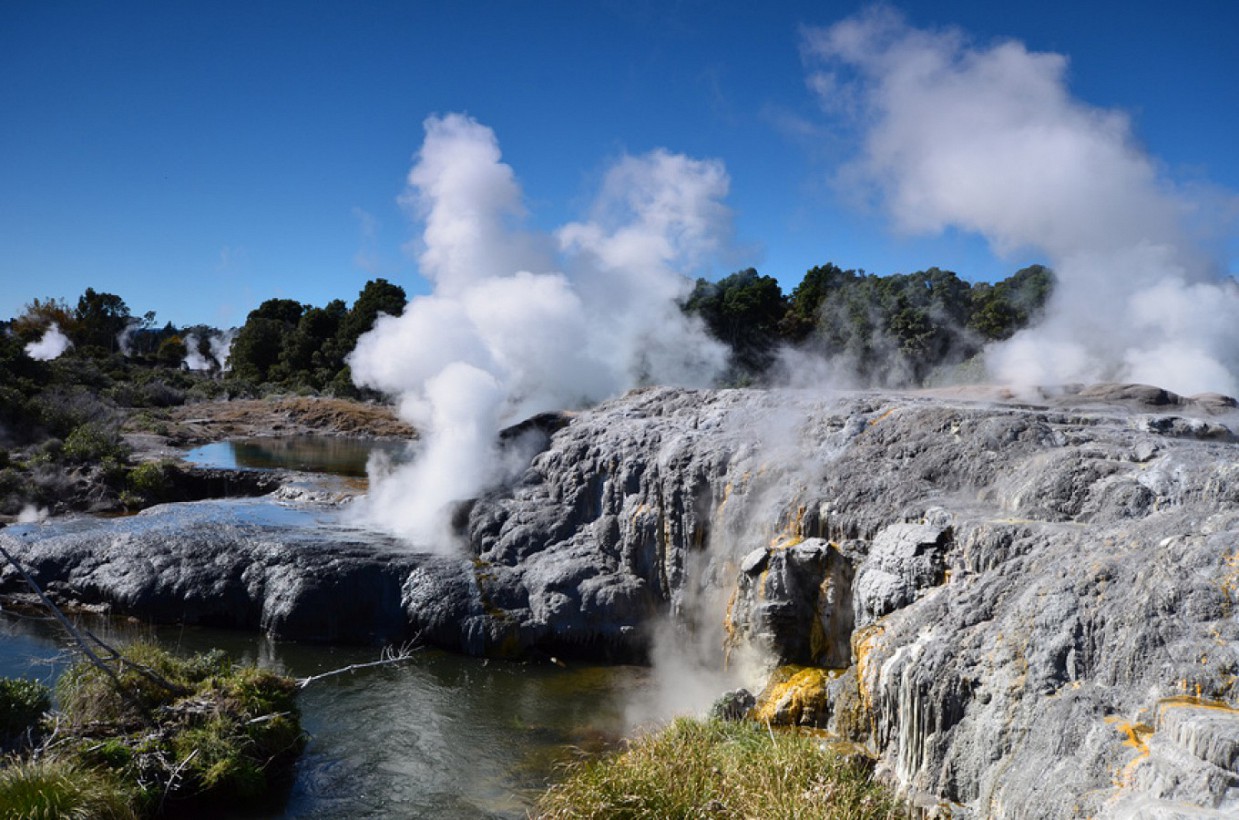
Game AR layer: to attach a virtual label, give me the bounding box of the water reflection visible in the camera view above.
[0,612,647,818]
[185,437,411,478]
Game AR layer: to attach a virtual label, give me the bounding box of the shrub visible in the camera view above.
[126,462,171,504]
[137,381,185,408]
[29,386,116,440]
[62,422,127,464]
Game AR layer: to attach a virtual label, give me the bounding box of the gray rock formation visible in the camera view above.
[4,383,1239,815]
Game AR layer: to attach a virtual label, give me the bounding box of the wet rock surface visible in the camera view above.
[4,382,1239,814]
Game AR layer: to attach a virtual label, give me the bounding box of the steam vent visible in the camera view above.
[6,382,1239,816]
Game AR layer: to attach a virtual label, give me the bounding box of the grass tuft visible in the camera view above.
[536,717,905,819]
[0,756,135,820]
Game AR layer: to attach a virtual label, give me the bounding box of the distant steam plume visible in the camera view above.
[24,323,72,361]
[804,7,1239,396]
[183,334,212,371]
[348,114,728,547]
[116,320,141,357]
[183,330,236,371]
[209,330,235,372]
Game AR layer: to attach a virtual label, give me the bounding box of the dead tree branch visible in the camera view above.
[296,639,422,689]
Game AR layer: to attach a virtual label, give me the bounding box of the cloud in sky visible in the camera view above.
[348,113,728,547]
[802,6,1239,397]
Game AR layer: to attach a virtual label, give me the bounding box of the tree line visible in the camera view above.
[684,263,1053,385]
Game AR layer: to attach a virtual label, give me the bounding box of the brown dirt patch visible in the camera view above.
[127,397,416,455]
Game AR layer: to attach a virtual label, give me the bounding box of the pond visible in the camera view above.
[184,436,411,478]
[0,610,649,818]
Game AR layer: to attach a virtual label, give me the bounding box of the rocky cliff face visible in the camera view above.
[4,384,1239,816]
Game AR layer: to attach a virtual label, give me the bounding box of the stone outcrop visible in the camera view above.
[4,383,1239,815]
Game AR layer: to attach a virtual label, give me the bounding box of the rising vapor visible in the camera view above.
[182,329,235,371]
[803,7,1239,396]
[24,323,72,361]
[348,114,728,548]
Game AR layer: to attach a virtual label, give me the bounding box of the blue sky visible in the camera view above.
[3,1,1237,329]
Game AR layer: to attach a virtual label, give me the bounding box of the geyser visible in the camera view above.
[348,113,729,547]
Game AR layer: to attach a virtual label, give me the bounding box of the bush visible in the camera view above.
[184,378,225,403]
[126,462,171,504]
[29,386,116,440]
[137,381,185,408]
[62,422,127,464]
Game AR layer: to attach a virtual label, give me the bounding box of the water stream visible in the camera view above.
[1,437,652,818]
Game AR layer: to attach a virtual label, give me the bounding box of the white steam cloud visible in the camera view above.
[209,330,235,372]
[116,320,141,357]
[183,330,236,371]
[349,114,729,548]
[24,323,72,361]
[804,7,1239,397]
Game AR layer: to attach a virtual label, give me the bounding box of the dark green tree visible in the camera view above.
[336,279,406,354]
[73,289,131,352]
[781,264,862,343]
[156,335,188,367]
[684,268,787,379]
[227,299,306,384]
[277,299,348,387]
[969,264,1055,341]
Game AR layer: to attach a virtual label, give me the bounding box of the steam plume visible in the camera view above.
[24,323,72,361]
[183,334,212,371]
[349,114,728,548]
[803,7,1239,396]
[116,320,141,357]
[209,330,235,372]
[182,330,235,371]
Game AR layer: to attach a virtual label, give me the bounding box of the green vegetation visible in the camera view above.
[0,279,407,516]
[227,278,406,393]
[0,643,304,818]
[536,717,905,819]
[0,678,50,742]
[686,263,1054,385]
[0,757,135,820]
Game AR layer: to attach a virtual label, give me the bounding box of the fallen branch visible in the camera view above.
[0,541,129,695]
[160,747,199,813]
[296,640,422,689]
[0,541,189,701]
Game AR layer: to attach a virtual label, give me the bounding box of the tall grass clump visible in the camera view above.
[0,757,135,820]
[537,717,905,820]
[0,678,51,740]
